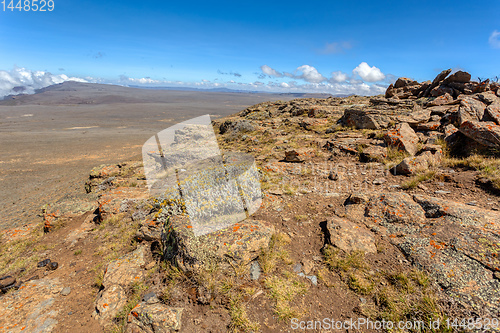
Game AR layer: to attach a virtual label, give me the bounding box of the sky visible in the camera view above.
[0,0,499,98]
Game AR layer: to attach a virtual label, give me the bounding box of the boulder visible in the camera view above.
[338,108,389,129]
[384,122,420,155]
[459,120,500,148]
[393,150,442,175]
[457,97,486,125]
[323,217,376,254]
[427,93,453,106]
[476,91,500,105]
[126,299,183,332]
[94,246,147,323]
[485,103,500,125]
[443,124,459,143]
[424,69,452,97]
[442,70,471,84]
[416,121,441,131]
[359,145,387,162]
[97,187,149,219]
[394,77,419,88]
[365,193,427,226]
[430,84,454,97]
[165,216,274,274]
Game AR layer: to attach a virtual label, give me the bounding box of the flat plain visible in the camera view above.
[0,82,324,230]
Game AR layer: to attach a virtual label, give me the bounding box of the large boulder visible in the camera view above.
[457,97,486,125]
[424,69,452,97]
[338,108,390,129]
[164,216,274,274]
[442,70,471,84]
[384,122,420,155]
[323,217,376,254]
[459,120,500,148]
[94,246,147,323]
[485,103,500,125]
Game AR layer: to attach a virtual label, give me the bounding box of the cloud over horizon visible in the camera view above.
[0,67,87,99]
[0,64,390,100]
[352,62,385,82]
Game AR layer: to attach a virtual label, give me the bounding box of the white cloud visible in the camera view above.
[260,65,283,77]
[295,65,327,83]
[0,66,87,99]
[352,62,385,82]
[319,41,352,54]
[330,71,349,83]
[489,30,500,49]
[280,82,290,88]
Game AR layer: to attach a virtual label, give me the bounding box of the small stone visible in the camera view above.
[142,292,158,303]
[0,276,16,289]
[61,287,71,296]
[466,201,477,206]
[360,297,367,304]
[293,263,302,273]
[47,262,59,271]
[494,272,500,280]
[301,259,314,275]
[306,275,318,285]
[328,171,339,181]
[434,190,451,195]
[37,259,51,268]
[372,178,386,185]
[250,261,261,281]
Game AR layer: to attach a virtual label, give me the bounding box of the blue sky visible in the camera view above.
[0,0,499,97]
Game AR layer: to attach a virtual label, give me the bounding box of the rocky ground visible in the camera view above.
[1,70,500,332]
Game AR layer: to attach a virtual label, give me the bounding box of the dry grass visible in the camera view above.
[401,170,437,189]
[258,232,292,274]
[263,272,308,321]
[444,154,500,189]
[0,224,44,277]
[382,147,410,169]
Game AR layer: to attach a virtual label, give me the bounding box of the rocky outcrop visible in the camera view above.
[0,278,64,332]
[94,246,147,323]
[359,192,500,315]
[163,215,274,274]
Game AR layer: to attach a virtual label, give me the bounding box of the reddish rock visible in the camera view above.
[324,217,376,254]
[485,103,500,125]
[97,187,149,219]
[394,149,442,175]
[443,70,471,84]
[385,83,395,98]
[427,93,453,106]
[394,77,419,88]
[384,122,420,156]
[459,120,500,148]
[424,69,452,96]
[457,97,486,125]
[284,148,314,162]
[359,145,387,162]
[430,84,454,97]
[417,121,441,131]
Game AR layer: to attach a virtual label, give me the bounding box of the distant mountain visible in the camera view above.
[0,81,339,106]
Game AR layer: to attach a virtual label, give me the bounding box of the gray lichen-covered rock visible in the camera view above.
[126,299,183,333]
[164,216,274,274]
